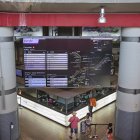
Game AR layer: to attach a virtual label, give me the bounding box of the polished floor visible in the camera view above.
[19,102,116,140]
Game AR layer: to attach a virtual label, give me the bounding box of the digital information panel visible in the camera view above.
[23,37,112,87]
[25,71,46,87]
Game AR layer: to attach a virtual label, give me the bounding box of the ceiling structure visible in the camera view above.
[0,1,140,13]
[0,1,140,26]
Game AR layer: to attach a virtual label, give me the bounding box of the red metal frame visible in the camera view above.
[0,13,140,27]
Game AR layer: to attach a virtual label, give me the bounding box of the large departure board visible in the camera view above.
[23,37,112,87]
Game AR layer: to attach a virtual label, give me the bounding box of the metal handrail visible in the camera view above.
[90,123,113,138]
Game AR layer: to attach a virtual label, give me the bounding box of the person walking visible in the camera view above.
[69,111,80,140]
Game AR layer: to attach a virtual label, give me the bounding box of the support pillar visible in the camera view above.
[0,27,19,140]
[115,28,140,140]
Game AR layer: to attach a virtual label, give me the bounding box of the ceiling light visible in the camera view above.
[98,7,106,23]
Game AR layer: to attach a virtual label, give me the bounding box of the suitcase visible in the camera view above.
[80,120,86,133]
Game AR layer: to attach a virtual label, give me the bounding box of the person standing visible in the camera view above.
[69,111,80,140]
[88,106,93,117]
[85,113,92,138]
[106,123,113,140]
[88,97,96,117]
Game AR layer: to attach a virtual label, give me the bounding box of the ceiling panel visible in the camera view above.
[0,2,140,13]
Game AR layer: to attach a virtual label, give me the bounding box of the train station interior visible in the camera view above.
[0,1,140,140]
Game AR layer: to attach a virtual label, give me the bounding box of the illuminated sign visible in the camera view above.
[24,37,112,87]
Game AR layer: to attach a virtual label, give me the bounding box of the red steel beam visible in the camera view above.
[0,13,140,27]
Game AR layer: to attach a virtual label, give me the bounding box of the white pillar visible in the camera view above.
[115,28,140,140]
[0,27,19,140]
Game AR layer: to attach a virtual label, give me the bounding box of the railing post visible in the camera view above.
[90,123,113,139]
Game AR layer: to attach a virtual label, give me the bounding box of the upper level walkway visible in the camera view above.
[0,0,140,27]
[0,0,140,13]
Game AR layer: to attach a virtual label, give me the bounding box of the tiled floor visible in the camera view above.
[19,102,116,140]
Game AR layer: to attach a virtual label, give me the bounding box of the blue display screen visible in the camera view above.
[16,69,23,77]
